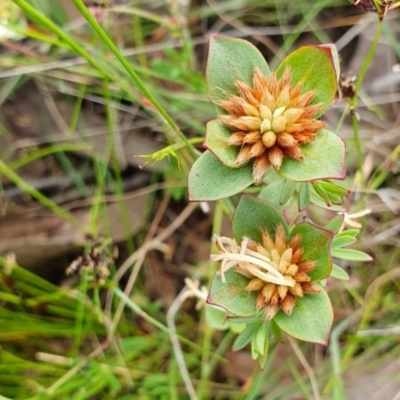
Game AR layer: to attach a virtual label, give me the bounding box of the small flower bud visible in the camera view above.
[283,108,303,123]
[242,102,260,117]
[262,130,277,147]
[249,141,266,158]
[289,235,302,252]
[227,132,246,146]
[289,248,304,264]
[298,260,317,273]
[237,116,262,131]
[268,146,284,169]
[266,303,279,319]
[243,131,261,144]
[278,284,288,299]
[294,272,311,283]
[261,283,276,303]
[289,282,303,297]
[278,260,289,274]
[275,225,287,254]
[280,248,293,264]
[260,118,272,133]
[302,282,321,294]
[236,145,252,165]
[259,104,272,120]
[272,116,287,133]
[253,154,270,181]
[262,230,275,252]
[281,293,295,315]
[286,263,298,276]
[272,106,286,118]
[270,249,281,264]
[277,132,297,148]
[246,278,265,291]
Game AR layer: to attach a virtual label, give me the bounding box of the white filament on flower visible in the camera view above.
[211,235,295,287]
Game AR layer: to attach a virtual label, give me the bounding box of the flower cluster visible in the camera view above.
[212,225,320,319]
[219,68,326,180]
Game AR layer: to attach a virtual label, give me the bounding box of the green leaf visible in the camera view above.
[332,235,357,249]
[188,151,254,201]
[313,182,331,206]
[207,269,257,317]
[228,310,264,325]
[332,248,372,262]
[290,222,333,281]
[310,185,346,212]
[204,120,240,168]
[256,342,269,370]
[251,335,259,360]
[319,181,350,197]
[205,305,228,330]
[232,323,258,351]
[258,180,287,210]
[276,44,339,116]
[325,191,343,206]
[274,288,333,345]
[330,264,350,281]
[270,319,283,341]
[298,182,311,211]
[228,322,247,334]
[278,129,346,182]
[254,323,268,356]
[280,180,296,205]
[207,35,270,109]
[233,195,289,243]
[335,229,360,238]
[324,216,344,233]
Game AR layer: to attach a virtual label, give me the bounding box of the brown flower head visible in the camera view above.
[211,225,320,319]
[349,0,393,11]
[349,0,394,19]
[218,68,326,181]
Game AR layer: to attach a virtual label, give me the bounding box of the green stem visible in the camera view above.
[12,0,196,166]
[196,201,224,399]
[71,0,195,162]
[11,0,105,76]
[349,18,382,186]
[113,287,218,356]
[9,143,92,170]
[351,115,364,186]
[0,158,80,227]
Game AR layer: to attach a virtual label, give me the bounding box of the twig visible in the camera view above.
[287,336,321,400]
[166,282,201,400]
[105,202,198,330]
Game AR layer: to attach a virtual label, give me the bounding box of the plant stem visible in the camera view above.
[71,0,196,163]
[12,0,196,168]
[0,158,80,227]
[349,17,382,187]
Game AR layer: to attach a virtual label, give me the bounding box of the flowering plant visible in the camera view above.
[188,35,346,201]
[186,35,371,368]
[207,195,334,366]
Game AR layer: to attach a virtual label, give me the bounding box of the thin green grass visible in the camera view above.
[0,0,399,398]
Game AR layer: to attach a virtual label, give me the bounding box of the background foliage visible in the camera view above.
[0,0,400,399]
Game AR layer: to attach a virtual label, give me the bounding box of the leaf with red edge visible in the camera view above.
[233,195,289,243]
[207,269,257,317]
[290,222,333,281]
[274,287,333,345]
[278,129,346,182]
[204,119,240,168]
[207,35,270,110]
[276,44,339,116]
[188,151,254,201]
